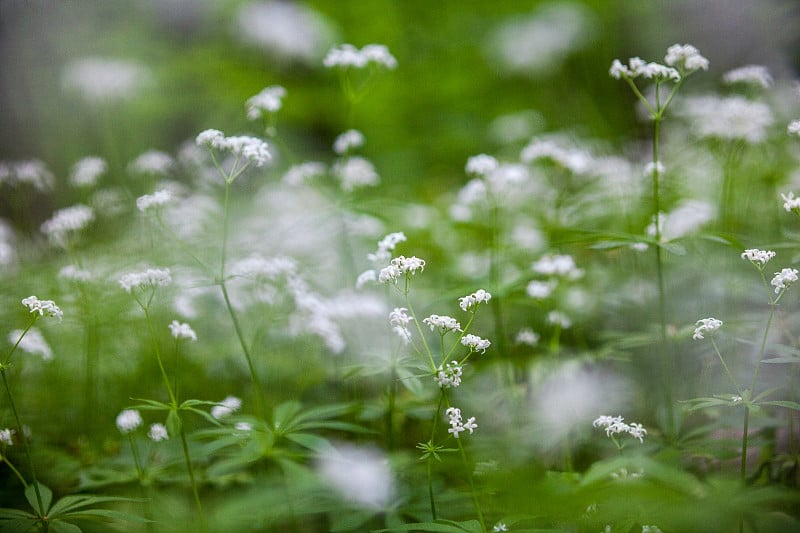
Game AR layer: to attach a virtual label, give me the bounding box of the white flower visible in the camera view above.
[58,265,92,283]
[367,232,407,264]
[741,249,775,266]
[148,423,169,442]
[515,328,540,346]
[771,268,799,294]
[70,156,107,187]
[283,161,327,186]
[212,396,242,419]
[782,191,800,211]
[333,129,365,155]
[8,328,53,360]
[643,161,665,176]
[723,65,772,88]
[642,526,663,533]
[788,120,800,136]
[461,334,491,353]
[609,58,631,79]
[628,422,647,443]
[21,296,63,320]
[118,268,172,293]
[234,422,253,432]
[423,314,462,333]
[196,129,271,168]
[333,156,379,191]
[693,317,722,340]
[445,406,476,438]
[245,85,287,120]
[593,415,646,443]
[609,56,680,81]
[136,189,173,212]
[0,428,14,446]
[526,280,556,299]
[62,57,151,102]
[315,443,395,509]
[168,320,197,341]
[458,289,492,311]
[128,150,174,176]
[465,154,498,176]
[323,43,397,69]
[664,43,709,72]
[389,307,412,343]
[678,95,774,144]
[116,409,143,434]
[434,361,463,388]
[379,255,425,283]
[532,254,583,279]
[40,204,94,247]
[547,311,572,329]
[493,523,509,532]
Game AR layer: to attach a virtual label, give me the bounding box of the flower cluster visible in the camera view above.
[128,150,174,176]
[148,423,169,442]
[118,267,172,294]
[282,161,327,186]
[196,129,271,167]
[136,189,173,212]
[323,43,397,70]
[21,296,63,320]
[741,248,775,267]
[0,428,15,446]
[457,289,491,312]
[664,44,710,72]
[245,85,286,120]
[465,154,498,177]
[592,415,647,444]
[789,120,800,136]
[610,44,707,82]
[423,314,462,334]
[332,156,379,191]
[333,129,365,155]
[693,318,722,340]
[169,320,197,341]
[8,328,53,360]
[69,156,107,187]
[368,232,407,265]
[211,396,242,419]
[40,204,95,247]
[116,409,143,434]
[434,361,463,388]
[388,307,412,343]
[0,159,54,191]
[771,268,799,294]
[445,407,477,438]
[378,255,426,283]
[532,254,584,279]
[722,65,772,89]
[782,192,800,212]
[461,334,490,353]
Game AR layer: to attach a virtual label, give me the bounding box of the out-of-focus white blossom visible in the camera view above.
[333,129,365,155]
[526,280,556,299]
[128,150,174,176]
[771,268,799,294]
[323,43,397,69]
[283,161,327,186]
[723,65,772,88]
[70,156,107,187]
[315,443,395,509]
[62,57,151,102]
[118,268,172,294]
[515,328,540,346]
[116,409,143,434]
[332,156,379,192]
[211,396,242,419]
[678,95,774,143]
[136,189,173,212]
[246,85,287,120]
[465,154,499,177]
[8,328,52,360]
[0,160,54,191]
[169,320,197,341]
[40,204,94,247]
[782,191,800,212]
[148,423,169,442]
[532,254,583,279]
[0,428,15,446]
[788,120,800,136]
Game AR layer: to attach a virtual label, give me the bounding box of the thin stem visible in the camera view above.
[142,307,177,406]
[179,425,205,528]
[710,337,743,396]
[488,203,507,358]
[1,369,44,515]
[3,320,35,367]
[426,392,445,520]
[128,434,144,481]
[1,454,28,487]
[455,435,486,532]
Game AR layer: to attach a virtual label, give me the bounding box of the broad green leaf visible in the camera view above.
[180,406,221,426]
[24,483,52,515]
[166,408,182,436]
[285,433,336,454]
[0,517,37,531]
[0,508,34,519]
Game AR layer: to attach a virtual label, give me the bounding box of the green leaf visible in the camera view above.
[680,397,735,411]
[166,409,182,436]
[375,519,482,532]
[58,509,150,523]
[0,508,35,519]
[25,483,52,515]
[0,517,37,531]
[759,400,800,411]
[273,401,303,430]
[49,520,83,533]
[284,433,336,454]
[180,406,222,426]
[128,398,173,411]
[49,495,147,516]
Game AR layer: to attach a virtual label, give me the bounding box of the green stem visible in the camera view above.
[1,454,28,487]
[426,457,437,521]
[455,436,486,532]
[128,433,144,482]
[142,307,177,406]
[179,424,205,528]
[488,203,507,357]
[1,369,44,515]
[710,337,743,396]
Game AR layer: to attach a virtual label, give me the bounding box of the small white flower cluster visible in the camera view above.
[642,526,663,533]
[0,428,15,446]
[282,161,327,186]
[532,254,583,279]
[465,154,498,177]
[678,95,774,144]
[0,160,54,191]
[723,65,772,89]
[643,161,665,177]
[368,232,407,265]
[378,255,426,283]
[520,137,594,175]
[8,328,53,360]
[782,191,800,212]
[434,361,463,388]
[547,311,572,329]
[332,156,379,192]
[58,265,91,283]
[136,189,173,212]
[610,44,708,82]
[446,406,477,438]
[245,85,287,120]
[70,156,107,188]
[333,129,365,155]
[693,317,722,340]
[789,120,800,136]
[515,328,540,346]
[148,423,169,442]
[526,280,556,299]
[116,409,143,434]
[196,129,271,167]
[40,204,95,247]
[492,523,509,532]
[458,288,492,312]
[62,57,151,102]
[461,334,490,353]
[323,43,397,70]
[21,296,63,320]
[388,307,412,344]
[741,248,775,267]
[128,150,174,176]
[169,320,197,341]
[592,415,647,443]
[212,396,242,419]
[423,314,462,334]
[771,268,799,294]
[118,267,172,294]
